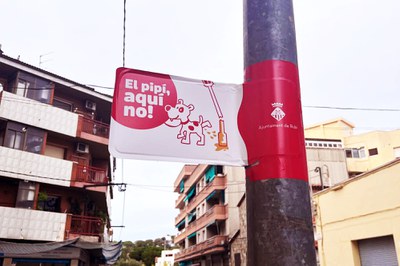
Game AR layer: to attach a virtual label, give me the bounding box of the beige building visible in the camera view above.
[305,117,355,140]
[313,159,400,265]
[305,118,400,177]
[344,130,400,176]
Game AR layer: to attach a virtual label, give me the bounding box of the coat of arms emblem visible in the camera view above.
[271,102,285,121]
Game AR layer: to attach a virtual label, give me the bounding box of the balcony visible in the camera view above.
[174,235,228,262]
[0,91,78,137]
[175,192,186,209]
[0,206,67,241]
[173,165,199,192]
[175,175,227,225]
[73,164,107,183]
[71,164,108,190]
[0,146,72,186]
[65,214,105,242]
[174,205,228,244]
[77,116,109,144]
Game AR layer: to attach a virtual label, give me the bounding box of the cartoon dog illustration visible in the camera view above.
[165,99,212,145]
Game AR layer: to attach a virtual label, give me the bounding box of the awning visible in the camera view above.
[187,210,196,223]
[206,220,216,227]
[12,259,70,264]
[0,238,122,265]
[184,186,196,202]
[176,219,185,228]
[206,191,216,201]
[187,232,197,239]
[205,166,216,183]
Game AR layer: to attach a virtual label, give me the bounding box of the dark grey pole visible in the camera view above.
[243,0,317,265]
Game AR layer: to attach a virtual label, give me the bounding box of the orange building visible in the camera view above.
[173,165,245,266]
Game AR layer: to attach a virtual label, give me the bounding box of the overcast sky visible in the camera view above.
[1,0,400,241]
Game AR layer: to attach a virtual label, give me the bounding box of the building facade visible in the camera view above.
[155,249,180,266]
[173,165,245,266]
[305,117,400,177]
[313,159,400,265]
[172,118,400,265]
[0,53,120,265]
[344,130,400,176]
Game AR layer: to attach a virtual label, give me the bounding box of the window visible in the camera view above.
[16,181,37,209]
[234,253,241,266]
[3,122,45,154]
[216,165,223,175]
[53,98,73,111]
[346,147,366,158]
[358,148,366,158]
[37,194,61,212]
[5,129,24,150]
[394,147,400,158]
[44,144,66,159]
[358,235,397,266]
[305,140,343,149]
[368,148,378,156]
[15,72,53,103]
[25,133,44,153]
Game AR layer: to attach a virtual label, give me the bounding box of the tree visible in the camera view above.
[115,237,172,266]
[129,246,144,262]
[142,246,162,266]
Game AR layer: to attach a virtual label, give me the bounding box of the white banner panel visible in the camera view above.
[109,68,248,166]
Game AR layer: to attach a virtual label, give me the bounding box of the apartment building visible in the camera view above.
[305,117,400,177]
[173,165,245,266]
[0,53,121,265]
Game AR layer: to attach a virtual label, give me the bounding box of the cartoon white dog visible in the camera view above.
[165,99,212,145]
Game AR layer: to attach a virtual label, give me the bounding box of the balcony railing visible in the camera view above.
[175,235,228,262]
[73,164,108,183]
[81,117,109,138]
[186,205,227,231]
[66,214,105,240]
[175,205,227,244]
[175,175,226,224]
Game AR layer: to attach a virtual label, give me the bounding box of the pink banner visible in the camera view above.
[109,68,247,166]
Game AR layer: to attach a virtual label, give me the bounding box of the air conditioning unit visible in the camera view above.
[85,100,96,111]
[76,143,89,154]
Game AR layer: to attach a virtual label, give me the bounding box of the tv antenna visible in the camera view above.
[39,52,53,68]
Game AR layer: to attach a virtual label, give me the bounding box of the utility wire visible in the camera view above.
[304,105,400,112]
[123,0,127,67]
[0,168,249,195]
[3,91,400,113]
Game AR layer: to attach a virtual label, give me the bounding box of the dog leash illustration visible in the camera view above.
[202,80,229,151]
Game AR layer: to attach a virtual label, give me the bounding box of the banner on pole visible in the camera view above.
[109,64,306,177]
[109,68,248,166]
